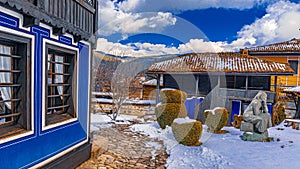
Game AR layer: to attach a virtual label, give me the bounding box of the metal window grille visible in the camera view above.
[46,48,76,125]
[0,46,22,125]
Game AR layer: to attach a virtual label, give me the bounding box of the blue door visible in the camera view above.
[231,100,241,123]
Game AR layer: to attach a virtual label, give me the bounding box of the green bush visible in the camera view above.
[160,89,187,103]
[172,119,203,146]
[204,107,228,133]
[155,103,187,129]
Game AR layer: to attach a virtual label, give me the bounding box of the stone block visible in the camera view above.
[241,131,269,142]
[240,121,254,132]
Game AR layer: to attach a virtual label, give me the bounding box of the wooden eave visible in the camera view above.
[146,71,294,76]
[0,0,97,42]
[245,38,300,54]
[248,51,300,56]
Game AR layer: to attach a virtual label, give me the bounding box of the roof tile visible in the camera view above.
[246,38,300,53]
[147,52,294,74]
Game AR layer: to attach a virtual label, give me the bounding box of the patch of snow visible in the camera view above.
[90,124,100,132]
[186,97,194,101]
[130,120,300,169]
[92,92,113,96]
[284,86,300,93]
[126,99,156,104]
[91,114,300,169]
[92,98,155,105]
[91,113,112,123]
[90,113,140,126]
[92,98,113,103]
[285,119,300,123]
[173,117,196,124]
[145,141,163,160]
[143,79,163,86]
[161,88,177,91]
[130,123,229,168]
[156,102,162,107]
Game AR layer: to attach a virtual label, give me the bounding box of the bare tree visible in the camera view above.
[92,52,121,92]
[108,61,143,121]
[92,51,155,121]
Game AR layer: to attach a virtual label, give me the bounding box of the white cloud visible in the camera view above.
[97,1,300,57]
[118,0,274,13]
[99,1,176,36]
[232,0,300,47]
[98,0,272,37]
[96,38,179,57]
[178,39,229,53]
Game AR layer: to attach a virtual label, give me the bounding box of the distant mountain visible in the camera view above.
[93,51,178,72]
[92,51,180,92]
[93,51,134,61]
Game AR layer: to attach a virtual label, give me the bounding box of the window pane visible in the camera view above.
[288,60,298,74]
[46,46,76,126]
[0,34,31,138]
[0,45,12,114]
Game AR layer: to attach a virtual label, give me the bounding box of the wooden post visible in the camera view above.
[274,76,278,91]
[156,74,161,104]
[195,75,199,97]
[274,76,278,102]
[245,76,249,90]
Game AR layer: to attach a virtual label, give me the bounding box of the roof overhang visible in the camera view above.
[146,71,295,76]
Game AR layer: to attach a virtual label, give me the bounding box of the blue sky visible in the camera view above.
[97,0,300,57]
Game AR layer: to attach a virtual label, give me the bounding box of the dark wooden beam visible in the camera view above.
[245,76,249,90]
[23,14,40,28]
[41,142,91,168]
[74,35,82,43]
[53,27,66,36]
[274,76,278,102]
[156,74,161,104]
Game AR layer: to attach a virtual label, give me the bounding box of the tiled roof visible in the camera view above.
[245,38,300,53]
[147,52,294,74]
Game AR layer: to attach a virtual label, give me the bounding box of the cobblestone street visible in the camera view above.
[77,119,168,169]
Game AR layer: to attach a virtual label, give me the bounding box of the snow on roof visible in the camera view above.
[147,52,294,74]
[246,38,300,53]
[161,88,177,91]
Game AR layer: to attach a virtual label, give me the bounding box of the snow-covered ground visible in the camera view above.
[91,113,300,169]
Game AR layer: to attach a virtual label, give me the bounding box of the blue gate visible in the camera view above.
[185,97,204,119]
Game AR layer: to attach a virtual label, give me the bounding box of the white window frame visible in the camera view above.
[42,39,79,131]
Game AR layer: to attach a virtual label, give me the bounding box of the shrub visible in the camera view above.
[155,103,187,129]
[160,89,187,103]
[232,114,243,129]
[172,118,202,146]
[204,107,228,133]
[272,102,286,126]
